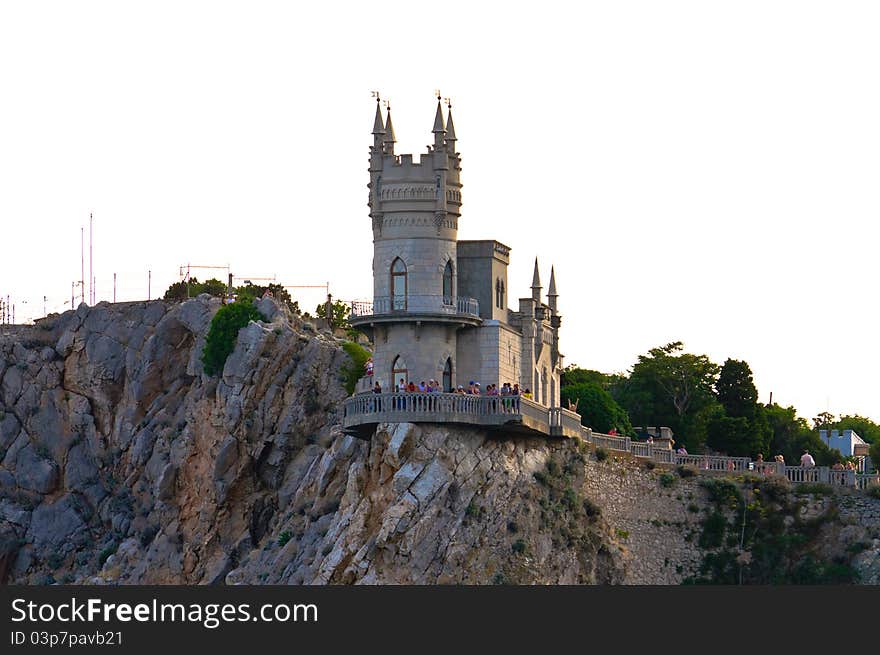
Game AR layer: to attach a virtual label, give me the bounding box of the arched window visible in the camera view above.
[442,358,453,392]
[392,355,408,389]
[496,278,505,308]
[391,258,407,310]
[443,260,454,305]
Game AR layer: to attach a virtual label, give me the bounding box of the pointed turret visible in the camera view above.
[531,258,542,302]
[372,99,385,151]
[445,102,457,151]
[383,106,396,154]
[548,266,558,313]
[432,99,446,149]
[372,100,385,135]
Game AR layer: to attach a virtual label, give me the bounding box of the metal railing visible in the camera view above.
[351,295,480,319]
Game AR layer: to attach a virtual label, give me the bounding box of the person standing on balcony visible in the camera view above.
[800,451,815,468]
[365,358,374,377]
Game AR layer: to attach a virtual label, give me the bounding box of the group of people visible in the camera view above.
[370,376,533,399]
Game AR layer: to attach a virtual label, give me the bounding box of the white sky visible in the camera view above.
[1,1,878,423]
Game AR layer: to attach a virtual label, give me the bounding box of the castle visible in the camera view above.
[349,98,564,406]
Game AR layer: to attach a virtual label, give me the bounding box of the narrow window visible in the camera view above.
[391,258,407,310]
[443,260,454,305]
[443,358,453,392]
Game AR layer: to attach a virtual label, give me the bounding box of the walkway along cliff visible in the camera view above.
[1,297,879,584]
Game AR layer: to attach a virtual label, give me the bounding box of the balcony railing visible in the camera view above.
[351,295,480,319]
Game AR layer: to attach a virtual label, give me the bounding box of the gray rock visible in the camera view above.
[14,444,59,494]
[26,494,88,550]
[64,442,99,490]
[0,412,21,451]
[85,334,125,382]
[255,297,279,322]
[156,464,177,501]
[213,436,239,482]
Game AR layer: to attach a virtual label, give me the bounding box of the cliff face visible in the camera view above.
[1,298,879,585]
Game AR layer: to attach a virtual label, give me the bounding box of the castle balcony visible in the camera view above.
[342,392,584,439]
[349,295,482,329]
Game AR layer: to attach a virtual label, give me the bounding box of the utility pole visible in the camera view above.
[148,270,151,300]
[80,227,85,305]
[43,296,47,317]
[113,273,117,303]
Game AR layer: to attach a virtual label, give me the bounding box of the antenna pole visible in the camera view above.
[80,227,85,305]
[89,212,93,304]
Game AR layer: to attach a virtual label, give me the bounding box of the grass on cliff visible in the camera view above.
[202,300,266,376]
[340,341,371,395]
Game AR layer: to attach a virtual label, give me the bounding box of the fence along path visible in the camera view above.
[578,428,879,491]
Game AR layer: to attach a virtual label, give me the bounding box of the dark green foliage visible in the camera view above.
[716,359,759,419]
[201,300,266,376]
[659,472,676,488]
[594,447,609,462]
[868,486,880,500]
[98,544,117,566]
[234,283,299,314]
[511,539,527,555]
[614,342,720,453]
[676,465,697,478]
[687,477,858,585]
[164,277,229,302]
[561,382,634,436]
[277,531,292,547]
[832,415,880,444]
[561,366,623,390]
[870,444,880,474]
[340,341,371,395]
[315,300,352,330]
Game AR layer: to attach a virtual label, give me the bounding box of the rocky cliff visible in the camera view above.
[1,298,878,585]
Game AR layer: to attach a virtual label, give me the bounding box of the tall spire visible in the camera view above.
[372,98,385,135]
[432,96,446,149]
[548,266,558,313]
[383,104,396,154]
[445,99,457,149]
[531,257,542,302]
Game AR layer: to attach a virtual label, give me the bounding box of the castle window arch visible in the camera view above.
[391,258,407,310]
[443,357,453,392]
[496,278,505,309]
[443,260,454,305]
[392,355,408,389]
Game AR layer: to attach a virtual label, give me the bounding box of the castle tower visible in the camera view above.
[352,98,481,392]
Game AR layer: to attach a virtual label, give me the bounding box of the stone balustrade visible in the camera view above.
[341,391,880,493]
[350,295,480,319]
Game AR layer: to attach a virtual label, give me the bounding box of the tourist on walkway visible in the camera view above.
[365,358,374,377]
[800,451,816,468]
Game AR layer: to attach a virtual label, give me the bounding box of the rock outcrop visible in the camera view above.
[1,297,878,585]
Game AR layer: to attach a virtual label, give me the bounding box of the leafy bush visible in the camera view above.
[511,539,527,555]
[677,465,697,478]
[659,472,676,488]
[561,382,634,436]
[98,544,117,567]
[201,300,266,376]
[796,483,833,497]
[594,447,609,462]
[867,485,880,500]
[278,531,292,547]
[340,341,371,395]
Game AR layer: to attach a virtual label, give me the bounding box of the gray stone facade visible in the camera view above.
[351,99,564,404]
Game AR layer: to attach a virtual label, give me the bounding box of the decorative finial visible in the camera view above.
[371,90,381,103]
[435,88,441,101]
[445,97,452,109]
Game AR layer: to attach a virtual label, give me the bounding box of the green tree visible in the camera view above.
[615,342,720,452]
[812,411,836,431]
[764,403,840,466]
[869,441,880,473]
[833,415,880,444]
[560,366,623,390]
[316,300,352,330]
[234,283,299,313]
[716,359,758,419]
[201,300,265,376]
[561,382,633,436]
